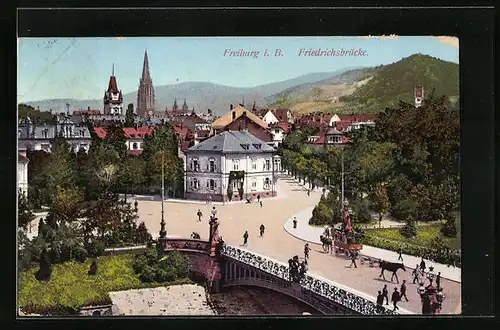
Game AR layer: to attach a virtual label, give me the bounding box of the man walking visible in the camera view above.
[400,280,409,302]
[293,217,297,229]
[307,189,310,197]
[259,224,265,237]
[382,284,389,305]
[257,194,261,203]
[436,272,441,289]
[304,243,311,260]
[419,258,426,274]
[397,248,403,261]
[259,200,263,208]
[412,264,420,284]
[243,231,249,246]
[376,291,384,312]
[349,250,358,268]
[391,287,400,311]
[197,209,203,222]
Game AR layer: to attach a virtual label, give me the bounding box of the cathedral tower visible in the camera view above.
[136,50,155,117]
[103,63,123,115]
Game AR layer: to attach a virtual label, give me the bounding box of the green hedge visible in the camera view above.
[19,254,192,315]
[354,233,461,267]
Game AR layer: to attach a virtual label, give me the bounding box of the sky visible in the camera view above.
[18,36,459,102]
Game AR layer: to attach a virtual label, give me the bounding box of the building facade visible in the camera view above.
[136,50,155,117]
[184,131,278,202]
[18,148,29,196]
[18,116,92,153]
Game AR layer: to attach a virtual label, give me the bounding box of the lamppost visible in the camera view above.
[157,151,167,254]
[222,183,225,206]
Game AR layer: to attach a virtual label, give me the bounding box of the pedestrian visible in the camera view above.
[293,217,297,229]
[304,243,311,260]
[197,209,203,222]
[400,280,409,302]
[391,287,400,311]
[382,284,389,305]
[307,189,310,197]
[376,291,384,311]
[257,194,261,203]
[397,248,403,261]
[259,224,265,237]
[412,264,420,284]
[211,206,217,219]
[417,282,426,302]
[243,231,249,246]
[349,250,358,268]
[419,258,426,273]
[259,200,263,208]
[436,272,441,289]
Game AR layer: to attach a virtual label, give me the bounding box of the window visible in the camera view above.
[275,129,280,134]
[251,179,257,188]
[132,142,138,150]
[233,159,239,170]
[240,144,249,150]
[192,178,199,190]
[190,158,200,172]
[263,178,271,190]
[251,159,257,170]
[252,143,262,150]
[209,158,216,172]
[208,179,216,190]
[42,130,48,138]
[265,159,271,171]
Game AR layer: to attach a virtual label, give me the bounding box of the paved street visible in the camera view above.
[135,175,461,315]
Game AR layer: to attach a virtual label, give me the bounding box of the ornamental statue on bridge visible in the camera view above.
[209,212,221,257]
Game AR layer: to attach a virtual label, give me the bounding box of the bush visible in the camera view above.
[73,246,87,263]
[309,202,333,226]
[133,249,190,283]
[35,249,52,281]
[400,219,417,238]
[441,217,457,238]
[351,198,372,223]
[392,199,416,221]
[88,261,98,275]
[139,265,156,282]
[135,222,152,244]
[85,239,105,258]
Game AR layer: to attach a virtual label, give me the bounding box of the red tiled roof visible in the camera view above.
[186,114,208,124]
[270,122,291,133]
[93,127,107,139]
[312,135,325,144]
[271,108,290,122]
[196,129,210,138]
[180,141,191,152]
[108,76,119,93]
[173,124,190,140]
[127,150,143,156]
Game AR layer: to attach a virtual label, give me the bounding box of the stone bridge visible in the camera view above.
[165,237,397,315]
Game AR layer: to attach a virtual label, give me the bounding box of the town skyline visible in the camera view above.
[18,36,458,103]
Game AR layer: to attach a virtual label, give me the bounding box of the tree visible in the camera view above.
[83,192,122,240]
[400,217,417,238]
[371,183,390,227]
[18,191,35,231]
[409,184,432,222]
[125,103,135,127]
[46,186,84,228]
[42,137,75,204]
[34,248,52,281]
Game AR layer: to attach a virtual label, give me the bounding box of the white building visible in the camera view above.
[18,148,29,196]
[269,123,290,148]
[262,110,280,125]
[18,116,93,153]
[184,131,278,202]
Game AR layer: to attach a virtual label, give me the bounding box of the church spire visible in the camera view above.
[112,62,114,76]
[141,49,151,82]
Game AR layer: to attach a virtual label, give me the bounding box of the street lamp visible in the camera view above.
[157,151,167,254]
[222,183,225,206]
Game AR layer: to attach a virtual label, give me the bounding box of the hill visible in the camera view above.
[22,70,358,116]
[267,54,459,114]
[338,53,459,113]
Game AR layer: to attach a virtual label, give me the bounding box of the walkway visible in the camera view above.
[135,174,461,315]
[283,207,461,283]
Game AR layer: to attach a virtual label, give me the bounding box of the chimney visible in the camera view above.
[230,104,233,110]
[232,111,236,120]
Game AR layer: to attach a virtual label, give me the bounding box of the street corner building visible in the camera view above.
[183,130,280,202]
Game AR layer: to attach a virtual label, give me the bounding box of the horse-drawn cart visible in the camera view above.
[332,227,362,256]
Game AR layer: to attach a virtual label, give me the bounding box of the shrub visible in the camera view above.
[73,246,87,263]
[132,254,148,274]
[351,198,372,223]
[135,222,152,244]
[139,265,156,282]
[400,219,417,238]
[35,249,52,281]
[88,260,98,275]
[309,202,333,226]
[85,239,105,258]
[441,217,457,238]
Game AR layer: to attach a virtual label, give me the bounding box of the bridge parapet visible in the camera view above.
[166,238,211,254]
[220,244,398,315]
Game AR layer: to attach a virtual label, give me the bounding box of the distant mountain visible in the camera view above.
[22,69,359,116]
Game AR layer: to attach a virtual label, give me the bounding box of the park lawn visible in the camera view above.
[365,223,461,251]
[19,254,192,315]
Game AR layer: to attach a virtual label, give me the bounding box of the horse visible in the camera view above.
[320,235,333,254]
[190,232,201,239]
[379,260,406,284]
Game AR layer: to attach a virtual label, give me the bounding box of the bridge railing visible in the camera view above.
[220,244,398,316]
